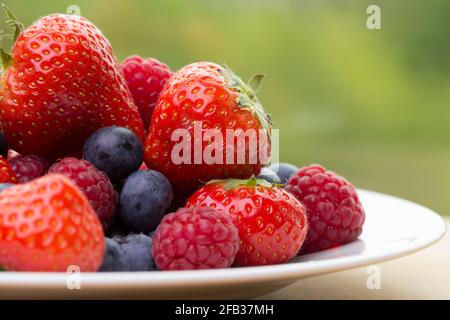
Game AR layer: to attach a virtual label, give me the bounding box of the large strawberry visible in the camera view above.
[186,178,308,266]
[0,9,144,160]
[0,155,17,184]
[0,174,105,271]
[144,62,272,191]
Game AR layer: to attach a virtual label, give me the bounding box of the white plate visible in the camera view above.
[0,189,446,299]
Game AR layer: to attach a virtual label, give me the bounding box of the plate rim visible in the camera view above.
[0,189,446,289]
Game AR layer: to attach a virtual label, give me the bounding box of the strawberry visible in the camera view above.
[186,178,308,266]
[0,9,145,160]
[144,62,272,191]
[0,155,17,184]
[0,174,105,271]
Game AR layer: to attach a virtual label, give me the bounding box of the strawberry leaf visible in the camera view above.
[247,73,265,93]
[0,47,11,69]
[0,4,23,70]
[1,4,23,43]
[207,176,274,190]
[219,64,272,146]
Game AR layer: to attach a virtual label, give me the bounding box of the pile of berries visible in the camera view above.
[0,9,365,272]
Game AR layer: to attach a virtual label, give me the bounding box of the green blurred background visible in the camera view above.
[3,0,449,215]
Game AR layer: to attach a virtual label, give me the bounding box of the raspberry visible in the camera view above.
[9,155,49,183]
[121,55,172,129]
[285,164,365,253]
[152,207,240,270]
[139,162,148,171]
[48,157,118,228]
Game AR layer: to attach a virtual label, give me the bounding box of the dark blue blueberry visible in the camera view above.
[258,167,281,184]
[82,126,143,181]
[114,233,157,271]
[99,238,130,272]
[268,163,298,185]
[0,183,13,192]
[0,132,7,158]
[119,170,173,233]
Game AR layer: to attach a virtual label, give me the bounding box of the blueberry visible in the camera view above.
[114,233,156,271]
[119,170,173,233]
[83,126,143,181]
[258,167,281,184]
[0,183,13,192]
[100,238,130,272]
[268,163,298,184]
[0,132,7,158]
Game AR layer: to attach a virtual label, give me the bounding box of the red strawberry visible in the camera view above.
[144,62,272,192]
[0,155,17,184]
[186,178,308,266]
[0,174,105,271]
[0,11,145,160]
[121,55,172,129]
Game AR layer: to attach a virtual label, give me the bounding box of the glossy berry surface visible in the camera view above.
[285,164,365,253]
[0,156,17,184]
[186,179,308,266]
[268,163,298,185]
[115,233,156,271]
[83,126,144,182]
[9,155,49,183]
[121,55,172,129]
[48,157,118,228]
[100,237,129,272]
[0,174,105,271]
[258,167,280,184]
[152,207,239,270]
[144,62,272,192]
[119,170,173,233]
[0,14,144,160]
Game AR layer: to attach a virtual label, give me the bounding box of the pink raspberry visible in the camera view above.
[121,55,172,129]
[139,162,148,171]
[9,155,49,183]
[48,157,118,228]
[152,207,240,270]
[285,164,365,253]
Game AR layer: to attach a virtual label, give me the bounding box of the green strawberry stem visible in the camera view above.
[247,73,265,93]
[207,176,274,190]
[220,64,272,142]
[0,4,23,70]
